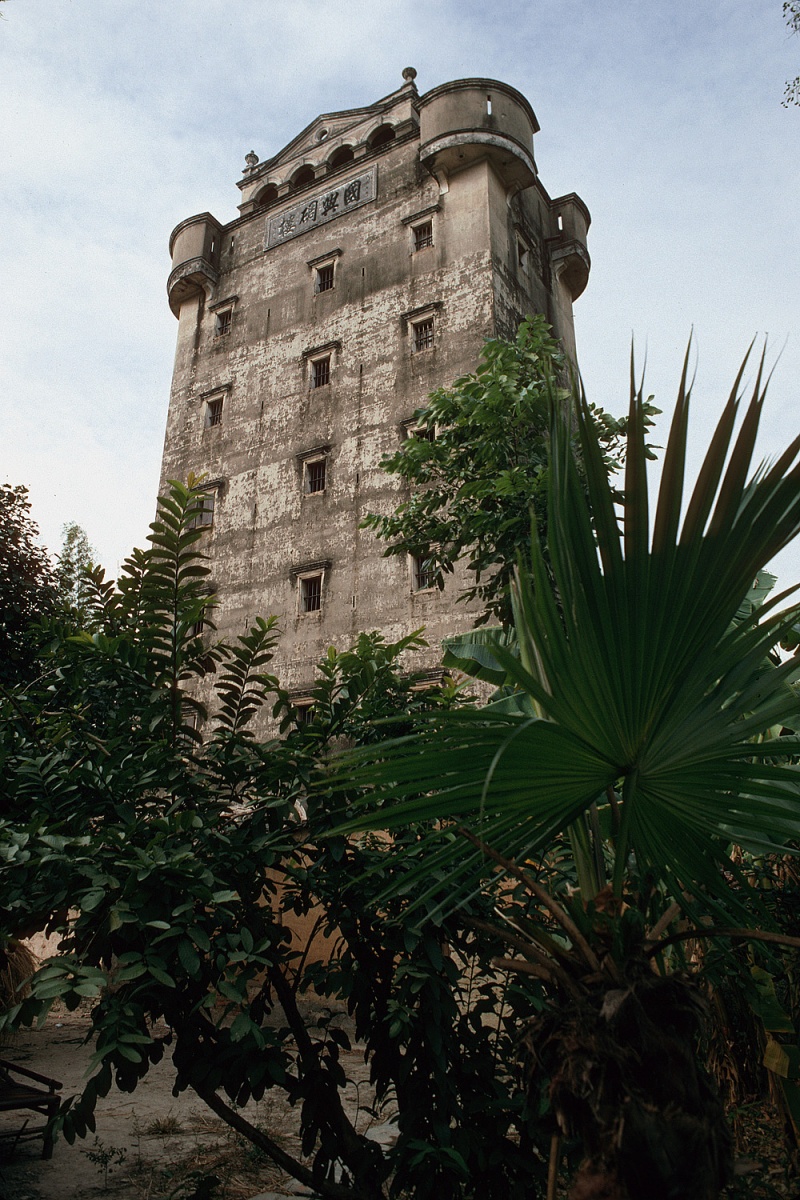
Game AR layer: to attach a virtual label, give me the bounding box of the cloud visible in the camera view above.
[1,0,799,586]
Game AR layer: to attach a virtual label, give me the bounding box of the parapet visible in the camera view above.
[417,78,539,192]
[167,213,223,317]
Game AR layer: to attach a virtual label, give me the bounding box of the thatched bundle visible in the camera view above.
[0,939,38,1012]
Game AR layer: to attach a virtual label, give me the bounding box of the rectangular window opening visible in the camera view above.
[311,356,331,388]
[295,702,314,726]
[306,459,326,493]
[188,492,215,530]
[412,554,435,592]
[486,94,492,115]
[206,397,223,428]
[414,221,433,251]
[188,615,206,639]
[215,309,232,336]
[316,263,335,293]
[411,424,435,442]
[301,574,322,613]
[412,318,435,353]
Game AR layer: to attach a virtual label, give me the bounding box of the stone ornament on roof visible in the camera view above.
[244,150,259,173]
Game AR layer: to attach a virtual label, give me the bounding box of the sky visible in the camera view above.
[1,0,799,586]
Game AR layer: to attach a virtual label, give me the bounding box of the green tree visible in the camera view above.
[55,521,96,614]
[334,345,800,1198]
[0,483,56,688]
[362,316,656,627]
[0,479,549,1200]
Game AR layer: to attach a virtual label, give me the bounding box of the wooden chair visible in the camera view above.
[0,1057,63,1159]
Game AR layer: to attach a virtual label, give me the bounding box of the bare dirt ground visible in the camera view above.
[0,1001,380,1200]
[1,1001,796,1200]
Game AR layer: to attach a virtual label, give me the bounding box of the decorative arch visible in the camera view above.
[254,183,279,208]
[327,145,355,172]
[290,165,316,191]
[368,124,396,150]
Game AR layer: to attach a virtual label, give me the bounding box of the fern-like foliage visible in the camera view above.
[212,617,283,740]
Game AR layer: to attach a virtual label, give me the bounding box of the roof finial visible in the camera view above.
[244,150,259,172]
[402,67,417,85]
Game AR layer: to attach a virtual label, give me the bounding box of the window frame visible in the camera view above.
[300,573,323,613]
[315,263,335,293]
[187,490,215,531]
[311,355,331,388]
[208,295,238,338]
[303,340,341,390]
[413,220,434,252]
[294,700,315,726]
[402,417,436,443]
[305,457,327,494]
[412,317,435,353]
[291,559,331,618]
[205,396,224,428]
[411,553,437,593]
[400,303,442,356]
[215,308,232,336]
[401,205,440,255]
[307,249,342,298]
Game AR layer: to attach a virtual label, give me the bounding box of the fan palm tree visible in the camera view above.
[332,345,800,1198]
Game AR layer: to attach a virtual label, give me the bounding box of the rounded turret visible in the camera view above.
[549,193,592,301]
[417,78,538,192]
[167,213,223,316]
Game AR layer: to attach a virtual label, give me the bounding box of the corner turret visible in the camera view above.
[167,213,223,317]
[417,78,538,193]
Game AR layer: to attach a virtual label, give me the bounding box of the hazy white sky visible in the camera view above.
[1,1,799,585]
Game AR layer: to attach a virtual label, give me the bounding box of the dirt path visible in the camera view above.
[0,1004,380,1200]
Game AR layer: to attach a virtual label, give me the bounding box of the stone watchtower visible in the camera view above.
[160,70,590,707]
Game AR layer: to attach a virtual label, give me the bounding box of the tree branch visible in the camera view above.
[646,925,800,957]
[456,827,603,974]
[268,965,387,1197]
[192,1083,370,1200]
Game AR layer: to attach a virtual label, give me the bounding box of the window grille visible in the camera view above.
[306,459,326,493]
[206,397,223,427]
[414,222,433,251]
[316,264,335,293]
[312,357,331,388]
[301,574,322,612]
[413,555,435,591]
[215,310,232,336]
[413,319,435,352]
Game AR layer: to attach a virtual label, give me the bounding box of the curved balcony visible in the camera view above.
[167,256,220,317]
[549,238,591,301]
[167,212,223,317]
[418,78,538,192]
[419,129,536,191]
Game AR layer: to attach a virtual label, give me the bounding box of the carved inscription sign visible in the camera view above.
[266,166,377,249]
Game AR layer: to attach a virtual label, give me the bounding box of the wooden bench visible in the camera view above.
[0,1058,63,1159]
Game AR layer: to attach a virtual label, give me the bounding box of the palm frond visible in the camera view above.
[330,345,800,918]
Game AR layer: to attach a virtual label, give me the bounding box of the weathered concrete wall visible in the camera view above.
[159,73,590,708]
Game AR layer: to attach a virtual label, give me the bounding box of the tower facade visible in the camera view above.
[160,71,590,702]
